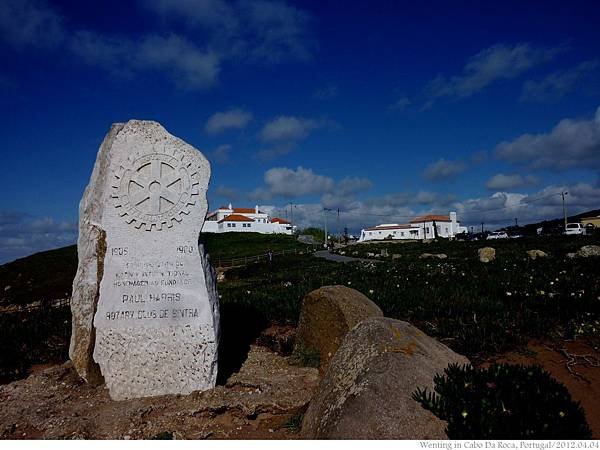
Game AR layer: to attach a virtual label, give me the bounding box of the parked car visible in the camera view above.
[565,223,586,236]
[487,231,509,240]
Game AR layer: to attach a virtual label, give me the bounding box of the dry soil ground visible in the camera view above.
[0,346,318,440]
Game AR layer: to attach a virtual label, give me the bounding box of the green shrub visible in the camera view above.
[281,413,304,433]
[413,363,592,439]
[289,344,320,368]
[151,431,174,440]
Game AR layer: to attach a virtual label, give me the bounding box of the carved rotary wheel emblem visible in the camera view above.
[112,152,200,231]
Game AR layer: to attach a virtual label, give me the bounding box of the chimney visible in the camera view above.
[450,211,457,223]
[228,203,232,210]
[255,205,259,214]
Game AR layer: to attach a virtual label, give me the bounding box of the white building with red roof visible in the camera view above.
[202,204,293,234]
[359,212,466,242]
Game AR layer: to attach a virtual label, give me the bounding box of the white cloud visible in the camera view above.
[248,167,373,204]
[205,109,252,134]
[145,0,237,30]
[423,158,466,180]
[210,144,232,164]
[521,60,599,103]
[485,173,539,191]
[1,0,313,90]
[495,106,600,171]
[256,116,332,161]
[313,84,338,100]
[243,181,600,234]
[0,211,77,264]
[320,177,373,210]
[0,0,64,48]
[424,43,562,106]
[260,116,321,142]
[388,96,411,111]
[143,0,315,63]
[454,182,600,226]
[251,166,335,199]
[213,185,238,200]
[136,34,220,89]
[70,32,220,89]
[337,177,373,196]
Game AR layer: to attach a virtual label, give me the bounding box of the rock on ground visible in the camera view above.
[478,247,496,263]
[0,346,318,440]
[294,285,383,373]
[301,317,469,439]
[419,253,448,260]
[527,250,548,260]
[578,245,600,258]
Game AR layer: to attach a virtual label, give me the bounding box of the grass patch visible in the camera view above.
[0,234,598,382]
[199,232,314,262]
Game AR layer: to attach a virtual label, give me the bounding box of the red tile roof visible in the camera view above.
[271,217,290,224]
[410,214,450,223]
[218,206,262,214]
[218,214,255,223]
[234,207,258,214]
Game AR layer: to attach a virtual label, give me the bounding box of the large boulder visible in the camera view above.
[527,249,548,260]
[301,317,469,439]
[578,245,600,258]
[478,247,496,263]
[294,285,383,373]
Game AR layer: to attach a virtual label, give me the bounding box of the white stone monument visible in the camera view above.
[69,120,219,400]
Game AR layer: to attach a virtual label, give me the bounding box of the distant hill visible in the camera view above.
[0,245,77,308]
[0,233,313,307]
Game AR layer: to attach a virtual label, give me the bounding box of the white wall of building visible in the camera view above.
[359,212,467,242]
[201,204,293,235]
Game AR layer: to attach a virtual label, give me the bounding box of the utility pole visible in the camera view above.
[481,222,484,234]
[336,208,340,244]
[290,202,294,228]
[561,192,568,230]
[515,218,518,227]
[323,208,332,247]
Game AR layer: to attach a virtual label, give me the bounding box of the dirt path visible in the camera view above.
[487,340,600,438]
[0,346,318,440]
[314,250,381,264]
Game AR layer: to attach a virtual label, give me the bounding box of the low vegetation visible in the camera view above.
[1,234,599,409]
[199,232,314,263]
[221,236,600,361]
[413,363,592,439]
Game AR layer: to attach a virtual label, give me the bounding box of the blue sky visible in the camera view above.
[1,0,600,263]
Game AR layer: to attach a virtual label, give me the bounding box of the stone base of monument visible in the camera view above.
[70,120,220,400]
[0,346,319,439]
